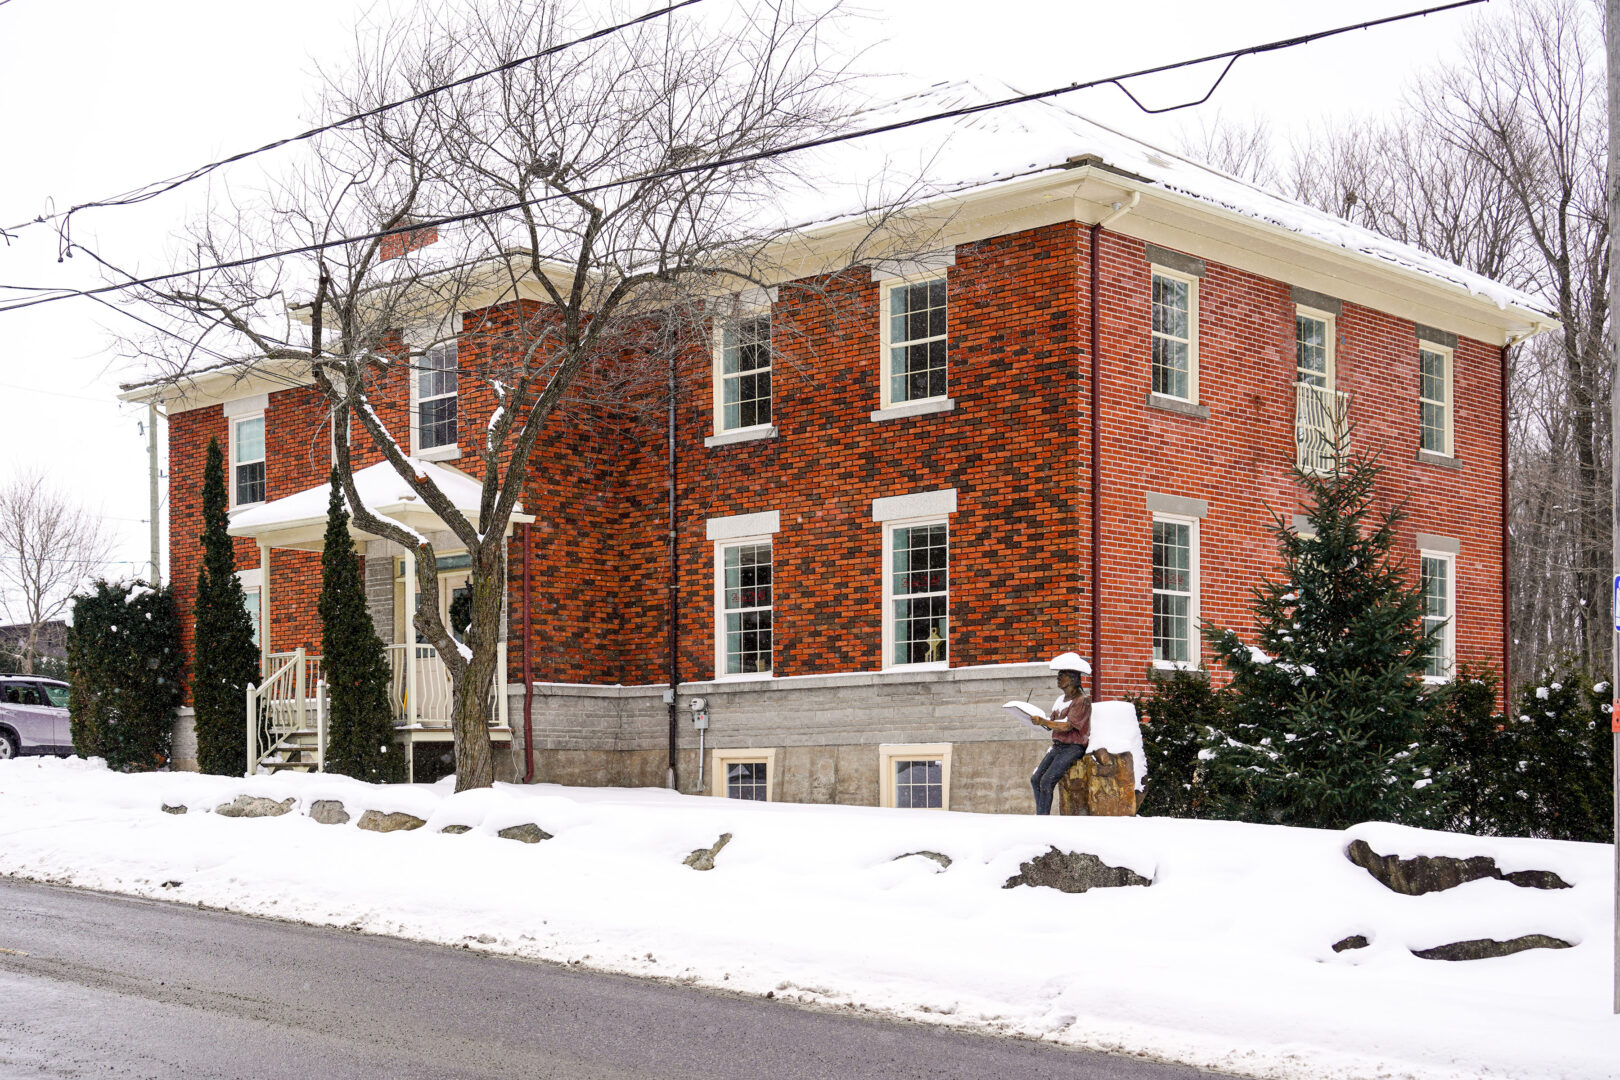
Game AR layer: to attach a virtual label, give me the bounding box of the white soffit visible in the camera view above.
[707,511,781,541]
[872,488,957,522]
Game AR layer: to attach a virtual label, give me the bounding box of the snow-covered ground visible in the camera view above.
[1,757,1614,1080]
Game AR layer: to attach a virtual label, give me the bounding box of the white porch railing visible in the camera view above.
[1295,381,1349,475]
[245,648,326,775]
[385,643,508,728]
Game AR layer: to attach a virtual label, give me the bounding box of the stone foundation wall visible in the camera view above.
[503,662,1057,814]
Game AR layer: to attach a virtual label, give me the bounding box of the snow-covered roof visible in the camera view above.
[778,81,1553,324]
[228,458,526,550]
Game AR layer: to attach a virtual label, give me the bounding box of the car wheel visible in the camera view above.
[0,730,17,760]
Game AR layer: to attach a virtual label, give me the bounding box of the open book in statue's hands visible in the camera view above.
[1002,700,1050,732]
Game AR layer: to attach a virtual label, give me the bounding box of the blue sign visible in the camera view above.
[1614,575,1620,632]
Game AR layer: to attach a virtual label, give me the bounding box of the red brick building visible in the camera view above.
[122,114,1553,811]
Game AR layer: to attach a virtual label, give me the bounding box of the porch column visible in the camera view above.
[257,541,270,673]
[404,546,418,730]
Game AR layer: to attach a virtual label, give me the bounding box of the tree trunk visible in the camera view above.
[448,550,505,792]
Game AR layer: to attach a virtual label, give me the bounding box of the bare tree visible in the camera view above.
[0,469,115,674]
[122,0,913,790]
[1279,0,1606,682]
[1177,111,1282,188]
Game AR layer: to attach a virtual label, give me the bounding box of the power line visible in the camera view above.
[0,0,708,242]
[0,0,1485,319]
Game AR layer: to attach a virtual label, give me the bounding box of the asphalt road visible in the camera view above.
[0,877,1221,1080]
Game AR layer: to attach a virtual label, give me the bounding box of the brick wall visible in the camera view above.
[165,219,1508,714]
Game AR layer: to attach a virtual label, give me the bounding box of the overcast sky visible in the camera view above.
[0,0,1489,586]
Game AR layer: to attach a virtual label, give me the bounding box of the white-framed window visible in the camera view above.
[715,313,772,433]
[883,519,949,669]
[879,743,952,810]
[1151,514,1199,668]
[238,568,262,647]
[413,340,459,457]
[230,414,266,508]
[1295,306,1336,390]
[716,538,773,676]
[710,747,777,801]
[1150,267,1199,402]
[881,276,948,409]
[1420,550,1455,681]
[1419,343,1452,456]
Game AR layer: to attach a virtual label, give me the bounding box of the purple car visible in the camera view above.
[0,676,72,759]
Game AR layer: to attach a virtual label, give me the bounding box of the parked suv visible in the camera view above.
[0,675,72,759]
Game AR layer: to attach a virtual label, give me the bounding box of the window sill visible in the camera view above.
[882,660,949,674]
[1148,663,1207,681]
[1422,674,1454,685]
[870,397,955,423]
[713,671,775,683]
[416,444,461,462]
[704,425,777,448]
[1416,449,1461,470]
[1145,393,1209,420]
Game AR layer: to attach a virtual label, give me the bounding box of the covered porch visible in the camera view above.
[228,458,531,781]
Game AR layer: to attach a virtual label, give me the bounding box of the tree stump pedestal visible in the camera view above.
[1057,749,1138,816]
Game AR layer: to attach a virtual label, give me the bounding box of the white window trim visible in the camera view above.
[712,308,773,437]
[1150,265,1200,404]
[410,319,461,461]
[228,412,266,510]
[1420,549,1457,684]
[237,568,263,648]
[878,743,952,810]
[1418,342,1454,457]
[1151,512,1201,671]
[710,747,777,800]
[878,273,950,413]
[1295,304,1337,392]
[881,515,950,672]
[714,533,775,681]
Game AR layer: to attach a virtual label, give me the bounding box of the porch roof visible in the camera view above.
[227,458,531,552]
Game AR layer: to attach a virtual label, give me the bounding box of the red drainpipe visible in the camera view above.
[1500,343,1511,710]
[1089,222,1103,701]
[522,522,535,783]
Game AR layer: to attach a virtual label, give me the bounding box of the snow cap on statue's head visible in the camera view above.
[1048,651,1092,675]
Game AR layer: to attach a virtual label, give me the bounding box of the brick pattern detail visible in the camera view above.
[166,221,1507,712]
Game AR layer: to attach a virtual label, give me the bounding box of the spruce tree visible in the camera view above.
[1199,450,1441,829]
[192,438,260,775]
[319,470,405,783]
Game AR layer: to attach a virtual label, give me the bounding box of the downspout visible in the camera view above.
[1088,223,1103,701]
[666,343,680,790]
[522,522,535,784]
[1500,342,1511,710]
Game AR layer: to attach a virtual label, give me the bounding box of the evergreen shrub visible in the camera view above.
[66,580,183,770]
[192,438,260,775]
[1130,670,1225,818]
[1198,450,1441,829]
[318,472,405,783]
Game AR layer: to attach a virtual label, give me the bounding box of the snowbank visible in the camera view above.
[1,757,1614,1080]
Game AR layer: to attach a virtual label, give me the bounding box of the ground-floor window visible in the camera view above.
[1152,514,1199,668]
[884,520,949,668]
[718,540,773,676]
[1420,551,1455,680]
[878,743,952,810]
[710,747,777,801]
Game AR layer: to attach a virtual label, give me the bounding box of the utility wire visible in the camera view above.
[0,0,708,242]
[0,0,1485,318]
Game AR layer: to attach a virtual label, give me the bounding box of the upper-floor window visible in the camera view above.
[1295,308,1335,389]
[416,341,458,453]
[882,277,947,408]
[717,314,771,432]
[1151,269,1198,402]
[1419,344,1452,456]
[231,414,265,507]
[1420,551,1455,681]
